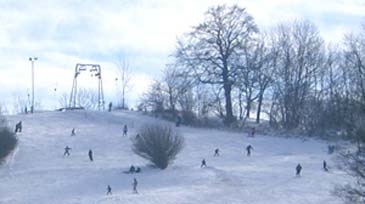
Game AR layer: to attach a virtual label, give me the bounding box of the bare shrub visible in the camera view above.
[0,123,18,162]
[132,124,184,169]
[335,151,365,204]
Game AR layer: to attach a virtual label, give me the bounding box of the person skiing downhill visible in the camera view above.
[129,165,136,173]
[214,148,220,157]
[246,145,254,156]
[296,163,302,176]
[71,128,76,136]
[123,125,128,136]
[176,115,182,127]
[132,178,138,194]
[63,146,72,157]
[250,127,256,137]
[15,121,22,133]
[201,159,207,168]
[108,102,112,112]
[323,160,328,172]
[107,185,112,195]
[88,149,93,161]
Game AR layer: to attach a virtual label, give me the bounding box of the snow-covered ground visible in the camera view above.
[0,110,349,204]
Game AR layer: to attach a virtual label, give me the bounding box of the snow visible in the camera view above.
[0,110,349,204]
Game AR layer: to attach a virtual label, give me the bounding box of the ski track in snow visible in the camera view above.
[0,110,350,204]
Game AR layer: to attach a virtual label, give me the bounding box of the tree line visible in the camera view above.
[140,4,365,140]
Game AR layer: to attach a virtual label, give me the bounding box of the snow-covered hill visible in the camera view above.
[0,111,349,204]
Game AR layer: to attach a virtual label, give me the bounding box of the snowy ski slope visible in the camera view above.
[0,110,349,204]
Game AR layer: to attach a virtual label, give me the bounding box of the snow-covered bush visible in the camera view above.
[132,124,184,169]
[0,121,18,162]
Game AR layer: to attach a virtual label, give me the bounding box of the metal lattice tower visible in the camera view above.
[69,64,105,110]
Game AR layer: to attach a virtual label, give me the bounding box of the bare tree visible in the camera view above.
[115,56,132,109]
[162,64,193,116]
[0,102,9,115]
[236,37,268,120]
[58,92,69,109]
[175,4,258,125]
[76,88,99,110]
[343,27,365,107]
[12,94,28,114]
[269,20,325,129]
[141,80,165,113]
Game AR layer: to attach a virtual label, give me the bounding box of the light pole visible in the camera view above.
[29,57,37,113]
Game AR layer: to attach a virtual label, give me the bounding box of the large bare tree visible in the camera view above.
[175,4,258,125]
[269,20,325,129]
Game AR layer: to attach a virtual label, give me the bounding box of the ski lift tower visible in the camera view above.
[69,64,105,110]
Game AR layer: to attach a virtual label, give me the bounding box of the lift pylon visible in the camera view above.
[69,63,105,110]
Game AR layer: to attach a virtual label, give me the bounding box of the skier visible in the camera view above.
[175,115,182,127]
[296,163,302,176]
[328,145,335,154]
[201,159,207,168]
[250,127,256,137]
[108,102,112,112]
[132,177,138,194]
[107,185,112,195]
[88,149,93,161]
[71,128,76,136]
[246,145,254,156]
[123,125,128,136]
[323,160,328,172]
[214,148,220,156]
[15,121,22,133]
[24,106,28,114]
[129,165,136,173]
[63,146,72,157]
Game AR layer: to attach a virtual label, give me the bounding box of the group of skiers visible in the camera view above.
[13,117,333,196]
[124,165,142,174]
[62,124,137,195]
[204,143,330,177]
[106,178,138,195]
[23,106,34,114]
[295,162,328,176]
[63,146,93,161]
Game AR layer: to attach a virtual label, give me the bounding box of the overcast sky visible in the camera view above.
[0,0,364,113]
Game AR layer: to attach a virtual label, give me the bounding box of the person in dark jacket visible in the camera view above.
[71,128,76,136]
[132,178,138,194]
[201,159,207,168]
[246,145,254,156]
[214,148,220,157]
[129,165,136,173]
[107,185,112,195]
[176,116,182,127]
[250,127,256,137]
[296,163,302,176]
[123,125,128,136]
[88,149,93,161]
[108,102,112,112]
[63,146,72,157]
[323,160,328,172]
[15,121,22,133]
